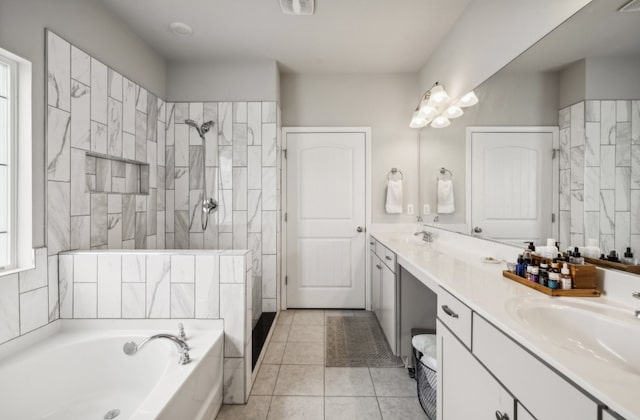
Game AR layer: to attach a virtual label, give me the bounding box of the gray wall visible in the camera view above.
[585,57,640,100]
[167,60,280,102]
[420,71,560,224]
[559,59,586,109]
[280,73,420,224]
[0,0,166,248]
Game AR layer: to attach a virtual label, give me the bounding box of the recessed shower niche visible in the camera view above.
[85,151,150,195]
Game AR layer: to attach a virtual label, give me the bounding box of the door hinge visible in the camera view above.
[284,213,287,222]
[552,148,559,159]
[283,149,287,159]
[285,276,288,285]
[552,213,556,223]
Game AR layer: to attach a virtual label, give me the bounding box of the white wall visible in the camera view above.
[0,0,167,248]
[419,0,592,104]
[280,73,420,224]
[420,71,560,224]
[167,59,280,102]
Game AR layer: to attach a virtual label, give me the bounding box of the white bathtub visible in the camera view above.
[0,319,224,420]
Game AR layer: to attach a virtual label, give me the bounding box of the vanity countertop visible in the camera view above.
[371,231,640,419]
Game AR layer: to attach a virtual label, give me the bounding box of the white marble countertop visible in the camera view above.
[371,231,640,419]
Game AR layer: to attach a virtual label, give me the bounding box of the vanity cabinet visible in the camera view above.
[436,285,599,420]
[369,238,398,354]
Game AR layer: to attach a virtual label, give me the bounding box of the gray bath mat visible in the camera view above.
[325,312,404,367]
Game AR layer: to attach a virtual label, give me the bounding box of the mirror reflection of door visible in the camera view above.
[468,127,558,245]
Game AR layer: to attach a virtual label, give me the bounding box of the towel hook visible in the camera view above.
[387,168,403,181]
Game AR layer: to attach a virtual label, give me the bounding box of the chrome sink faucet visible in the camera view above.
[633,292,640,319]
[123,333,191,365]
[415,230,434,243]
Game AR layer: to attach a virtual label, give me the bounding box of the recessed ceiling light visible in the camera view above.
[169,22,193,37]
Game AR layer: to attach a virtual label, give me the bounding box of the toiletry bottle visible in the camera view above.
[516,255,525,277]
[530,265,539,283]
[584,239,601,259]
[607,250,620,262]
[560,263,572,290]
[539,262,549,287]
[622,247,637,265]
[537,239,558,259]
[548,271,560,289]
[570,247,584,265]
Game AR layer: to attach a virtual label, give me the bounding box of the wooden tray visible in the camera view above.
[530,255,597,289]
[583,257,640,275]
[502,271,601,297]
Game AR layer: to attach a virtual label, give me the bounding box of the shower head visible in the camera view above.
[184,119,215,138]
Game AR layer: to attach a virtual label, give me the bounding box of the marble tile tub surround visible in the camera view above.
[0,248,59,346]
[59,249,253,404]
[559,100,639,254]
[164,101,282,322]
[46,30,167,255]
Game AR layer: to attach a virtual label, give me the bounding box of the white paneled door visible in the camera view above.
[469,128,556,244]
[286,131,366,308]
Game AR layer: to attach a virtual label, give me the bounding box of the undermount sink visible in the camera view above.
[506,298,640,375]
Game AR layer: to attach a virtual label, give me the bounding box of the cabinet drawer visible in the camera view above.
[437,288,472,348]
[369,237,377,252]
[381,246,396,272]
[473,314,598,420]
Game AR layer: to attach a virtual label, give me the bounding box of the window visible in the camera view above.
[0,47,32,274]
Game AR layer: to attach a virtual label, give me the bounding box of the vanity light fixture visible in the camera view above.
[444,105,463,119]
[431,115,451,128]
[409,110,430,128]
[455,91,479,108]
[169,22,194,37]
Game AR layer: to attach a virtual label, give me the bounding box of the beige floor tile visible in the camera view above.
[252,364,280,396]
[325,367,376,396]
[270,324,291,342]
[325,396,382,420]
[370,368,417,397]
[273,364,324,396]
[325,310,355,318]
[282,341,325,365]
[267,396,324,420]
[288,325,325,343]
[377,397,428,420]
[263,341,286,365]
[292,310,325,325]
[277,310,295,325]
[216,396,271,420]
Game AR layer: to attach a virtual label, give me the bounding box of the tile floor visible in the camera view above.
[216,310,429,420]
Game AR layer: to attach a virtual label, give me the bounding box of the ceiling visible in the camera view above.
[503,0,640,73]
[98,0,471,73]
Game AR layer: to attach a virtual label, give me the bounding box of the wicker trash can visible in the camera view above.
[412,333,437,420]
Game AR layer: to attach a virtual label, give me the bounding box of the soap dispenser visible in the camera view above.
[622,247,637,265]
[569,247,584,265]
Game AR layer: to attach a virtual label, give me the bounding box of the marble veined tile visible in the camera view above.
[263,211,277,254]
[233,102,247,123]
[107,214,122,249]
[262,168,277,210]
[631,190,640,234]
[90,58,108,125]
[262,123,277,166]
[18,248,48,293]
[616,122,631,166]
[70,148,89,216]
[584,167,600,212]
[248,102,262,145]
[190,146,204,189]
[175,167,190,211]
[74,283,97,318]
[108,98,123,157]
[158,98,166,123]
[219,190,233,233]
[175,103,188,122]
[570,191,584,234]
[617,100,631,122]
[48,255,60,322]
[147,93,158,142]
[218,102,232,145]
[248,233,262,276]
[584,211,600,245]
[47,181,70,255]
[47,106,71,182]
[158,121,166,166]
[570,102,585,147]
[600,145,615,190]
[148,141,157,189]
[175,124,189,166]
[632,100,640,144]
[70,215,90,250]
[221,283,245,357]
[107,68,122,101]
[616,212,631,251]
[47,32,70,112]
[248,190,262,232]
[135,110,147,162]
[166,146,175,189]
[136,86,147,113]
[71,46,90,86]
[91,193,108,247]
[233,124,248,166]
[558,107,570,130]
[585,101,600,122]
[189,189,204,233]
[559,169,570,211]
[147,254,171,318]
[135,213,147,249]
[195,255,220,319]
[171,283,195,318]
[601,101,616,145]
[232,212,247,249]
[570,146,584,190]
[122,254,145,283]
[175,211,189,249]
[559,128,570,170]
[585,122,600,167]
[600,190,615,235]
[98,254,122,318]
[123,78,136,134]
[262,102,277,123]
[166,190,175,233]
[219,146,233,189]
[171,254,195,283]
[189,102,204,145]
[20,288,49,334]
[122,283,145,319]
[233,168,247,210]
[71,80,90,150]
[615,167,631,211]
[58,255,73,318]
[262,255,276,299]
[91,121,107,155]
[122,132,135,161]
[632,145,640,189]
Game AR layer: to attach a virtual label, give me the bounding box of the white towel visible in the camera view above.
[437,179,455,214]
[385,179,403,214]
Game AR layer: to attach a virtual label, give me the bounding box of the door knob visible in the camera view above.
[473,226,483,233]
[356,226,364,233]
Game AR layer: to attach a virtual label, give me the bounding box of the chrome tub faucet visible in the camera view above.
[123,331,191,365]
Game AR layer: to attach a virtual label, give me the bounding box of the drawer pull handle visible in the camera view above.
[376,264,382,270]
[495,411,509,420]
[370,241,375,245]
[385,256,392,261]
[442,305,459,319]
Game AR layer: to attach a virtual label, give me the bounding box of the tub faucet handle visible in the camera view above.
[179,349,191,365]
[178,323,187,341]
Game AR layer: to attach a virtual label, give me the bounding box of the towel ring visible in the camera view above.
[387,168,403,181]
[438,167,453,180]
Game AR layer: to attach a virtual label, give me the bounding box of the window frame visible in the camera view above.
[0,46,32,277]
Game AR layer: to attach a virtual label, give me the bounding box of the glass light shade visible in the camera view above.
[429,84,450,105]
[431,115,451,128]
[418,101,438,119]
[444,105,463,119]
[456,91,478,107]
[409,110,429,128]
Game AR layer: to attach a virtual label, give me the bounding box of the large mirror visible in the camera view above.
[420,0,640,257]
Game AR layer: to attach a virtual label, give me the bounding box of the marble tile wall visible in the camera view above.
[58,249,252,404]
[0,248,59,345]
[46,30,166,255]
[559,100,639,254]
[165,101,282,323]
